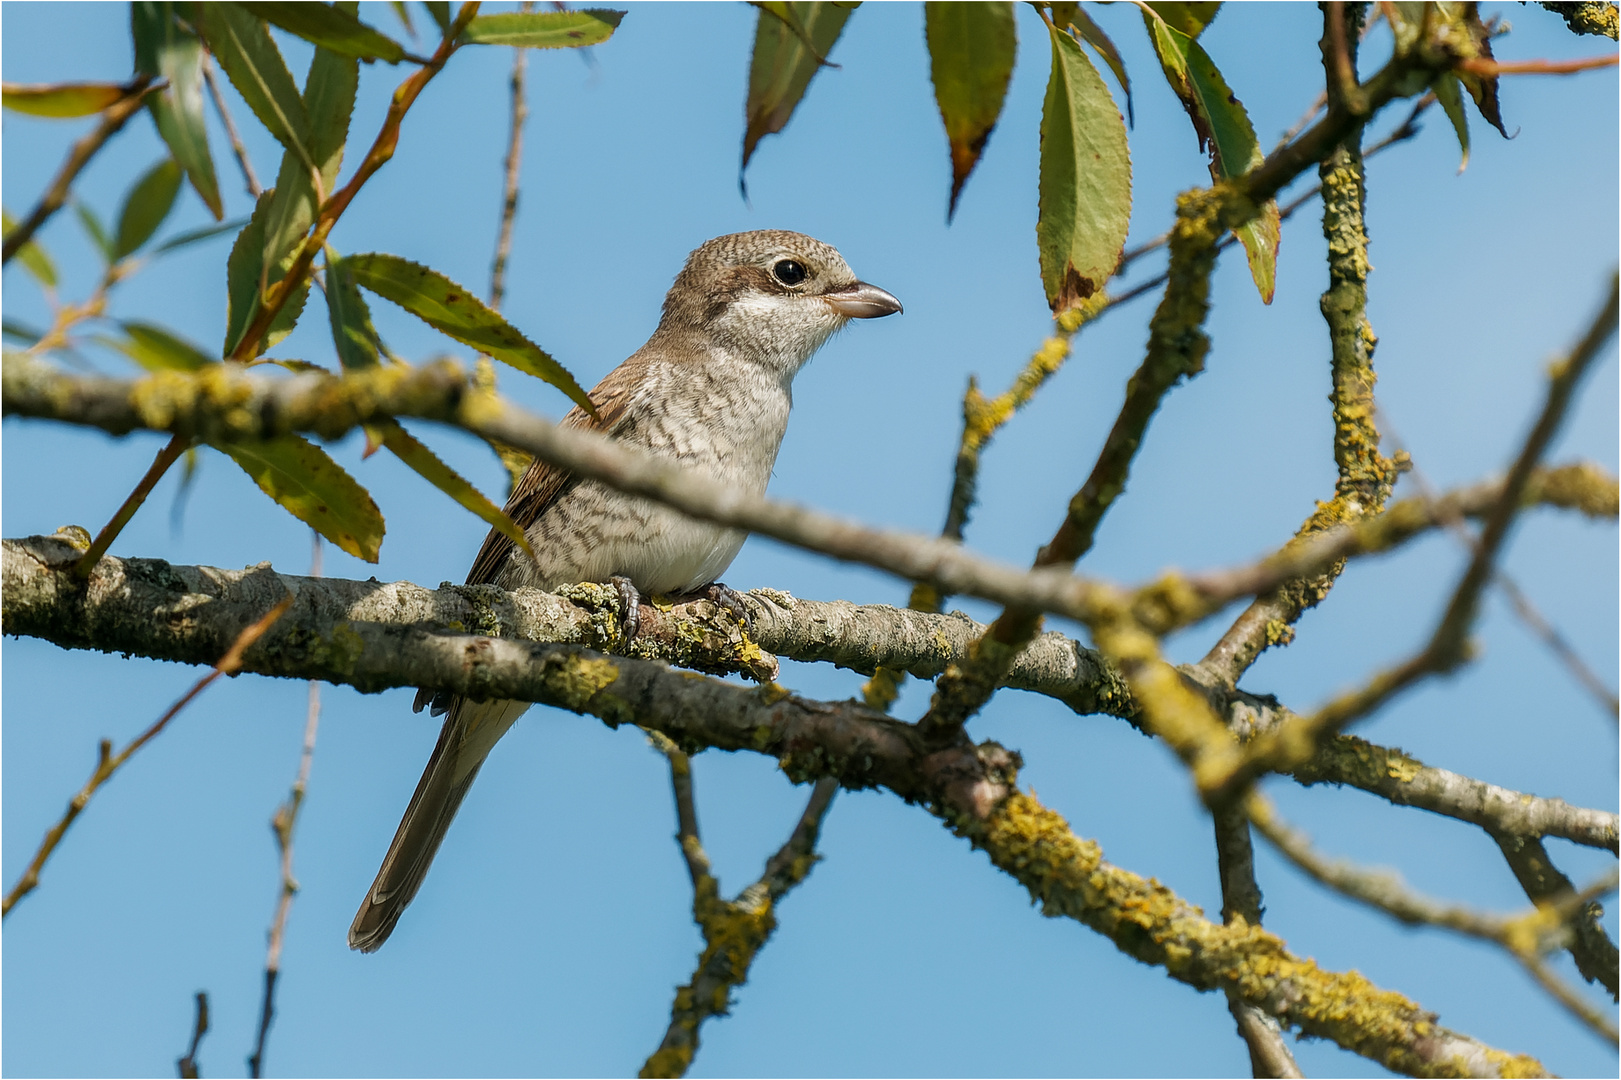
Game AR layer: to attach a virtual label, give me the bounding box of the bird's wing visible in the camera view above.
[464,365,640,586]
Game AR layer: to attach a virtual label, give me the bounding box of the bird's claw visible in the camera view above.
[703,581,754,630]
[612,576,642,647]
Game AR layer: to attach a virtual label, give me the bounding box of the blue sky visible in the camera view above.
[3,2,1617,1076]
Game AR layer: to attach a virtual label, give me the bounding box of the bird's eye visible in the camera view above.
[772,259,808,287]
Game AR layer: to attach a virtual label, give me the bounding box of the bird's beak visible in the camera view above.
[824,280,903,319]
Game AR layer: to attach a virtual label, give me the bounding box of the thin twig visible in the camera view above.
[641,733,837,1078]
[1249,792,1621,1044]
[73,432,190,579]
[202,52,262,199]
[248,535,322,1079]
[1457,53,1618,76]
[1,594,293,916]
[489,1,533,313]
[1206,277,1620,798]
[2,76,156,265]
[176,991,209,1079]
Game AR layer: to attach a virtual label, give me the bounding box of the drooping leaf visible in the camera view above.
[1449,1,1508,137]
[461,9,624,48]
[110,321,216,370]
[423,1,452,35]
[344,252,597,416]
[389,1,415,37]
[153,218,247,255]
[213,433,385,561]
[1432,73,1471,172]
[244,356,330,373]
[236,2,406,63]
[1036,22,1132,313]
[2,209,59,289]
[2,81,127,117]
[225,189,276,356]
[1145,2,1221,38]
[194,3,313,161]
[742,2,854,185]
[1142,10,1278,303]
[2,318,44,345]
[114,158,184,259]
[73,202,116,263]
[132,3,223,220]
[925,1,1016,220]
[1064,8,1133,126]
[325,254,384,370]
[370,417,537,561]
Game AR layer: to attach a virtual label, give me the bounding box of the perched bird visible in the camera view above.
[349,230,902,951]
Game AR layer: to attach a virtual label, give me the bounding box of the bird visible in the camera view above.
[349,230,902,951]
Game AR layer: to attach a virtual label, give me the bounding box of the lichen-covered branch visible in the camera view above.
[1538,1,1621,39]
[9,533,1611,854]
[640,731,837,1078]
[1493,831,1619,999]
[1206,278,1619,800]
[1201,110,1398,688]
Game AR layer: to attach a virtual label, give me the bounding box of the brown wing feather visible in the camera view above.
[464,365,640,586]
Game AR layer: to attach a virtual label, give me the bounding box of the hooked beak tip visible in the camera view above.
[824,280,903,319]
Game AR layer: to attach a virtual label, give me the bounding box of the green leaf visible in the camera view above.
[195,3,313,161]
[1065,8,1133,127]
[213,433,385,561]
[1141,10,1277,303]
[389,0,415,37]
[132,2,223,220]
[225,189,276,356]
[2,209,59,289]
[2,81,127,117]
[924,1,1016,221]
[153,218,247,255]
[1144,2,1221,38]
[423,1,452,35]
[114,158,184,259]
[461,9,624,48]
[345,252,597,416]
[3,318,44,345]
[1448,2,1508,137]
[1036,23,1132,314]
[111,321,217,370]
[325,254,384,370]
[236,2,406,63]
[73,202,116,263]
[244,356,331,373]
[371,417,537,561]
[742,2,854,185]
[1432,73,1471,172]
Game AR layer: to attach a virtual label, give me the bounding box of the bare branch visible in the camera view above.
[1494,831,1619,999]
[176,991,209,1079]
[1,590,291,917]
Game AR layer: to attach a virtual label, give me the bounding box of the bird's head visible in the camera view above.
[659,229,902,379]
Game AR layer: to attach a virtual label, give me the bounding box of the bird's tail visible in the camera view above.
[348,696,530,952]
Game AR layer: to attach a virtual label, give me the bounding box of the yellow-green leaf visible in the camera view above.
[1036,23,1132,313]
[132,2,223,220]
[461,9,624,48]
[925,1,1016,220]
[345,252,596,417]
[1145,2,1221,38]
[236,2,405,63]
[73,202,115,262]
[2,209,58,289]
[371,417,536,561]
[214,433,385,561]
[114,158,183,259]
[742,2,853,185]
[113,321,216,370]
[423,1,452,35]
[1142,10,1277,303]
[2,81,127,117]
[1063,8,1133,126]
[325,254,384,370]
[1432,73,1471,172]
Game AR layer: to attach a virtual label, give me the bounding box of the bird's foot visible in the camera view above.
[701,581,754,630]
[611,576,642,647]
